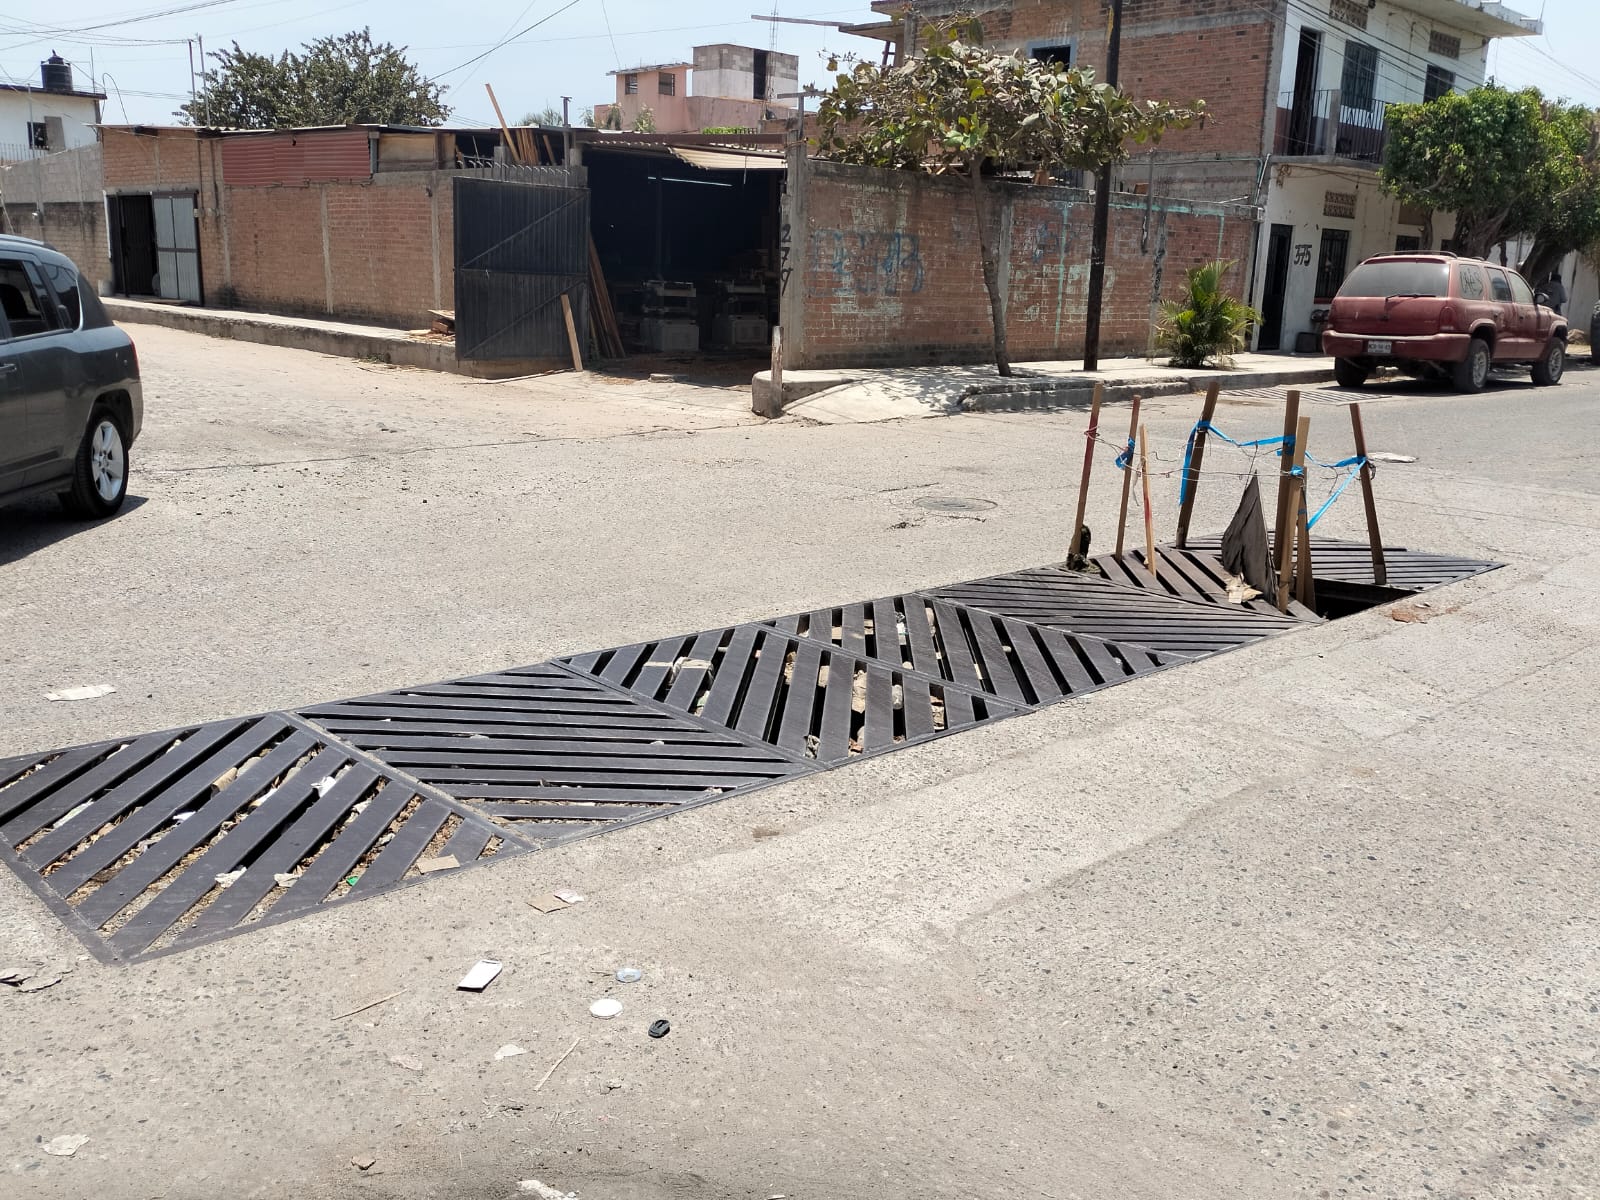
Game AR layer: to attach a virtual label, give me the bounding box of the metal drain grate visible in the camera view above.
[1093,549,1320,620]
[301,664,810,833]
[767,594,1184,706]
[932,566,1301,657]
[1182,537,1501,593]
[0,714,525,962]
[563,626,1016,765]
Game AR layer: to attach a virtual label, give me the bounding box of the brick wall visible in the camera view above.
[0,143,109,290]
[101,128,450,327]
[784,158,1253,368]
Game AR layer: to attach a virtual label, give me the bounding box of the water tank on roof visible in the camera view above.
[42,52,73,93]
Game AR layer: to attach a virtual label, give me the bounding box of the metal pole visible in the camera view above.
[1081,0,1122,371]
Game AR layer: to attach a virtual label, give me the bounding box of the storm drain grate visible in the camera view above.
[0,713,526,963]
[562,625,1017,766]
[1093,548,1321,621]
[300,664,810,834]
[766,594,1185,707]
[1181,536,1502,593]
[932,566,1303,658]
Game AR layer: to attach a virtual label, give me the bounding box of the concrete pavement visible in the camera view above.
[1,326,1597,1199]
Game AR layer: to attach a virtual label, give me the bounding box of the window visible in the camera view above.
[658,71,675,97]
[1457,264,1486,299]
[40,260,81,329]
[753,48,770,99]
[1487,268,1513,302]
[1337,259,1449,298]
[0,258,58,337]
[26,121,48,150]
[1394,235,1421,253]
[1341,41,1378,110]
[1424,65,1455,102]
[624,73,639,95]
[1507,271,1535,305]
[1315,229,1352,301]
[1429,30,1461,59]
[1030,43,1074,70]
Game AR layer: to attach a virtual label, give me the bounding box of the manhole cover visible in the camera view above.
[914,496,997,512]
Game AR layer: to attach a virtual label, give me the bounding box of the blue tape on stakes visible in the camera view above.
[1179,420,1290,505]
[1114,438,1135,470]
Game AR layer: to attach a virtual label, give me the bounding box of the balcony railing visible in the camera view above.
[1274,89,1389,164]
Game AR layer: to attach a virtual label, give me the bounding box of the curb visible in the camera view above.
[106,302,556,379]
[959,367,1336,413]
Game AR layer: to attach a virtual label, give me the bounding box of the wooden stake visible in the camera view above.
[1114,393,1142,556]
[1174,380,1219,549]
[1271,389,1302,573]
[560,293,583,372]
[1138,422,1159,579]
[484,84,523,164]
[1276,413,1310,612]
[765,324,783,418]
[331,988,406,1021]
[534,1037,582,1092]
[1068,382,1104,564]
[1348,403,1386,585]
[1294,449,1316,610]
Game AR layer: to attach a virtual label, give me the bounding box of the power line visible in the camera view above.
[597,0,620,71]
[431,0,584,80]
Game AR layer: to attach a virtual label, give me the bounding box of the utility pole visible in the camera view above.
[1082,0,1123,371]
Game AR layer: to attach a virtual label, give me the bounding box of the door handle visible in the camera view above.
[0,362,17,376]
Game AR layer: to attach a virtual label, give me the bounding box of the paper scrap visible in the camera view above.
[416,855,460,875]
[552,889,585,905]
[17,974,63,993]
[456,959,503,992]
[494,1043,528,1061]
[527,895,571,914]
[42,1134,88,1157]
[351,1154,377,1171]
[313,776,337,797]
[214,869,246,889]
[273,873,299,888]
[45,685,115,703]
[388,1054,423,1072]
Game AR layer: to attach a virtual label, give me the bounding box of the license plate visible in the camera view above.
[1365,339,1392,355]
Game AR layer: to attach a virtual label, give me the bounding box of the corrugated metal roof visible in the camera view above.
[669,147,786,172]
[220,130,372,187]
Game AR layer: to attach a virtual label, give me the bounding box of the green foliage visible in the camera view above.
[177,28,448,128]
[577,106,596,128]
[812,18,1204,375]
[813,22,1203,177]
[1156,261,1259,369]
[701,125,755,135]
[631,106,656,134]
[1380,86,1587,259]
[601,105,623,130]
[520,107,564,127]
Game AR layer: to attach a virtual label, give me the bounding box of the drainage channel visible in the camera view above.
[0,539,1501,963]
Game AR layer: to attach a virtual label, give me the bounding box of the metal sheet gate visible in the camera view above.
[453,166,590,362]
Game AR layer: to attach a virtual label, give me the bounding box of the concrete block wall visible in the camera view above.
[0,143,109,291]
[784,158,1253,369]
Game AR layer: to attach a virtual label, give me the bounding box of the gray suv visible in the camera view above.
[0,235,142,518]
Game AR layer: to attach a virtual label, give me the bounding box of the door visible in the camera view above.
[1314,229,1351,303]
[107,194,158,297]
[453,171,590,362]
[1485,268,1520,359]
[1259,224,1293,351]
[1288,28,1322,154]
[0,307,25,496]
[0,254,72,484]
[152,195,202,303]
[1504,269,1544,357]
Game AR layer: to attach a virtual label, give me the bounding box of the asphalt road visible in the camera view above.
[1,328,1597,1200]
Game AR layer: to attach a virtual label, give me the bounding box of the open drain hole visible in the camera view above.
[1308,579,1417,620]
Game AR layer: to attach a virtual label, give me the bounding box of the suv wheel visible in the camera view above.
[1452,337,1491,393]
[60,407,130,519]
[1531,338,1565,386]
[1333,358,1369,388]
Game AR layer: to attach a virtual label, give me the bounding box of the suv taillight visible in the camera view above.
[1438,304,1456,332]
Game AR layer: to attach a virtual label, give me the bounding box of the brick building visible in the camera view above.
[845,0,1541,352]
[596,44,799,133]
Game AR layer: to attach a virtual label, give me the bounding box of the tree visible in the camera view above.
[632,106,656,133]
[1382,86,1558,260]
[177,28,449,128]
[520,107,564,127]
[814,20,1202,375]
[1516,105,1600,285]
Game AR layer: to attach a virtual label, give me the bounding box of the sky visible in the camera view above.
[2,0,1598,128]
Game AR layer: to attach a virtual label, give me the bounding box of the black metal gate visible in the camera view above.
[454,167,589,361]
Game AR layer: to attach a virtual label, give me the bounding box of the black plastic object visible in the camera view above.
[648,1019,671,1039]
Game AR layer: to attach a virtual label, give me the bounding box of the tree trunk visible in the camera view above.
[968,161,1012,377]
[1418,211,1434,252]
[1518,239,1567,287]
[1449,208,1512,261]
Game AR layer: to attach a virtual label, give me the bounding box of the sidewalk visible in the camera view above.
[757,352,1336,423]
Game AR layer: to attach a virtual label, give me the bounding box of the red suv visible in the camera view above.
[1322,253,1568,392]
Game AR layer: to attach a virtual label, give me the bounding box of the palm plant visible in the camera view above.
[1157,260,1260,368]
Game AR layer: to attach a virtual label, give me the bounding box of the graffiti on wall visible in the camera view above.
[1293,243,1313,267]
[810,229,925,296]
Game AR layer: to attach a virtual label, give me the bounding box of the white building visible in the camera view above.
[1255,0,1541,351]
[0,55,104,164]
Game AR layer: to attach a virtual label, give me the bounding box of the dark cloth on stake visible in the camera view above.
[1220,475,1275,596]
